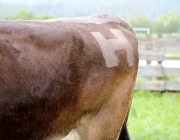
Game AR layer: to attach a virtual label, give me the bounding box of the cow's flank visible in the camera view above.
[0,14,138,140]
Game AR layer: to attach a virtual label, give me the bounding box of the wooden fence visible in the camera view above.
[135,37,180,91]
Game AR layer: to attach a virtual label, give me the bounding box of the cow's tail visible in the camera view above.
[118,113,130,140]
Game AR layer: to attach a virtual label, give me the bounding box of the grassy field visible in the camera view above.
[128,90,180,140]
[136,32,180,39]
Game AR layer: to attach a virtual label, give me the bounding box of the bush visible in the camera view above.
[153,12,180,33]
[4,9,54,20]
[128,12,180,33]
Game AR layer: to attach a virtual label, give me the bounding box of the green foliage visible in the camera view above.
[4,9,54,20]
[128,12,180,33]
[153,12,180,33]
[128,90,180,140]
[0,13,4,19]
[5,9,34,20]
[128,14,152,29]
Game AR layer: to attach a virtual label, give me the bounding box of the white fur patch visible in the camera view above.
[43,129,80,140]
[61,129,80,140]
[91,29,134,67]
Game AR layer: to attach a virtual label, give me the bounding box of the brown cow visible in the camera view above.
[0,14,138,140]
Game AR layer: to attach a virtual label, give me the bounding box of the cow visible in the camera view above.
[0,14,138,140]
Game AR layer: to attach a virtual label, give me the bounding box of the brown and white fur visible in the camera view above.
[0,14,138,140]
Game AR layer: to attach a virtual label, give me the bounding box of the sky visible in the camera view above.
[0,0,180,20]
[0,0,60,5]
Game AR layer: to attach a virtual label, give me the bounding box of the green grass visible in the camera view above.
[135,33,159,39]
[165,52,180,57]
[136,76,180,82]
[135,32,180,39]
[128,90,180,140]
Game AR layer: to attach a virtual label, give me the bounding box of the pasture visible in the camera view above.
[128,90,180,140]
[135,32,180,39]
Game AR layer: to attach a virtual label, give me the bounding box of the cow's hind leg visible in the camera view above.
[76,84,134,140]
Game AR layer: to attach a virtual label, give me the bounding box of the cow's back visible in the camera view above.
[0,14,138,140]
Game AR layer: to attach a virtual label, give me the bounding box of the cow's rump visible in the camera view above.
[0,14,138,140]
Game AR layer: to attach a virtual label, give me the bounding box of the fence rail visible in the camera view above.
[135,37,180,91]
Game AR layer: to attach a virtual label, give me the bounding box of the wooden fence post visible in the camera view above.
[157,33,163,38]
[146,60,152,81]
[146,34,152,40]
[157,61,163,80]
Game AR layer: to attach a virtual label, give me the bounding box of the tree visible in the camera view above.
[127,14,152,29]
[0,13,4,19]
[5,9,54,20]
[153,12,180,33]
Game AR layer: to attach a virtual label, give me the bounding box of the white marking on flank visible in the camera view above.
[91,29,134,68]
